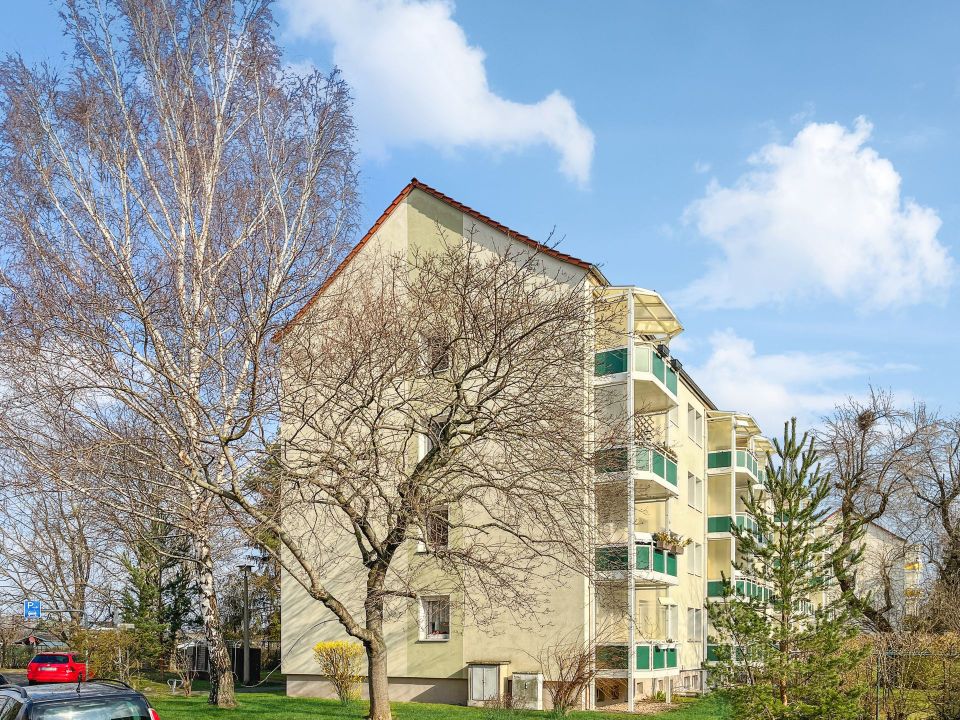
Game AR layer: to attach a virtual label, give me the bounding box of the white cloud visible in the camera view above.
[280,0,595,185]
[679,117,953,310]
[688,329,902,435]
[692,160,711,174]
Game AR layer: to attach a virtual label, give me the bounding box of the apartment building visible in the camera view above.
[279,180,916,710]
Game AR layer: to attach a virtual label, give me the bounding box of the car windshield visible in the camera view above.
[32,655,68,664]
[31,698,151,720]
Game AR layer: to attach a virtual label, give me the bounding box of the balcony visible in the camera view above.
[594,533,679,587]
[594,344,678,412]
[595,643,678,675]
[707,449,765,488]
[594,446,679,499]
[707,573,770,602]
[706,644,754,665]
[707,513,764,543]
[636,643,678,673]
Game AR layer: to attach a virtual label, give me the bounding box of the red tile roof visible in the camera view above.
[274,178,597,341]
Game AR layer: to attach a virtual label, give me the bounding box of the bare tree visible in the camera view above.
[909,415,960,600]
[197,236,600,720]
[817,389,926,631]
[0,0,355,705]
[534,629,603,715]
[0,456,113,640]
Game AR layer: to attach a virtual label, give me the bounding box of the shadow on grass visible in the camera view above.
[149,691,731,720]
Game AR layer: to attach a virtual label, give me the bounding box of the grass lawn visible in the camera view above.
[146,686,731,720]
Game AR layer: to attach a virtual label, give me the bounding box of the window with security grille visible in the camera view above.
[420,597,450,640]
[426,505,449,549]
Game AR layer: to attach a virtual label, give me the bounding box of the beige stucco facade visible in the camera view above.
[278,181,919,710]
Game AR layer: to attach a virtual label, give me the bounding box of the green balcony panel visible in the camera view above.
[596,645,628,670]
[636,544,651,570]
[636,645,650,670]
[652,646,676,670]
[595,348,627,376]
[595,447,628,474]
[708,451,732,470]
[653,548,666,573]
[665,458,678,485]
[707,580,727,597]
[665,366,678,395]
[596,546,628,571]
[653,452,665,479]
[707,644,722,662]
[708,515,733,533]
[666,552,677,576]
[652,352,666,384]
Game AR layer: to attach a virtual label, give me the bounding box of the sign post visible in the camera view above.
[23,600,42,620]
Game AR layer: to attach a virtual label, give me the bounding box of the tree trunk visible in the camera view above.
[364,592,391,720]
[196,538,236,708]
[366,641,391,720]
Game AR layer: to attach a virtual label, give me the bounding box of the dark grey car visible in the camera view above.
[0,680,160,719]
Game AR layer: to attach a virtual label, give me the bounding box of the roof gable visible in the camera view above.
[275,178,599,341]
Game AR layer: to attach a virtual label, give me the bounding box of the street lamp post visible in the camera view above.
[238,564,253,686]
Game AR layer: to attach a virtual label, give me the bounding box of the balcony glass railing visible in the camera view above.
[707,575,770,601]
[636,643,678,671]
[595,643,678,671]
[707,644,754,663]
[596,644,628,670]
[594,346,678,396]
[595,542,678,577]
[708,514,766,545]
[594,447,678,487]
[707,449,764,480]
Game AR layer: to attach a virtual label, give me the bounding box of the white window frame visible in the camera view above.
[687,473,703,512]
[695,410,703,446]
[687,542,702,577]
[419,596,451,641]
[687,404,695,441]
[687,608,703,642]
[661,603,678,641]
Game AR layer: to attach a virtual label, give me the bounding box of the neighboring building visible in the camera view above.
[278,180,917,710]
[822,511,923,624]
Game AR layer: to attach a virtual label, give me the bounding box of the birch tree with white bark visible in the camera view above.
[0,0,355,705]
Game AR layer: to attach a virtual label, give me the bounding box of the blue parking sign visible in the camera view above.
[23,600,41,619]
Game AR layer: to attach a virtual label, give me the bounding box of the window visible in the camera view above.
[420,597,450,641]
[661,604,679,641]
[419,418,444,460]
[426,505,449,549]
[686,473,703,512]
[687,405,702,445]
[687,608,703,642]
[686,473,703,511]
[687,542,702,576]
[421,335,450,375]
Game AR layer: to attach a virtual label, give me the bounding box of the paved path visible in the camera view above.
[1,671,26,686]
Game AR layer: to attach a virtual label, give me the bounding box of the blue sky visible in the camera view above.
[4,0,958,433]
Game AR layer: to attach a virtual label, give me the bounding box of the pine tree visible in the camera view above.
[120,521,195,668]
[708,419,868,720]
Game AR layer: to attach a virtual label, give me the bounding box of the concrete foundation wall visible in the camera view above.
[287,674,468,706]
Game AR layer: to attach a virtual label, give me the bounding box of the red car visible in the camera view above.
[26,652,89,684]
